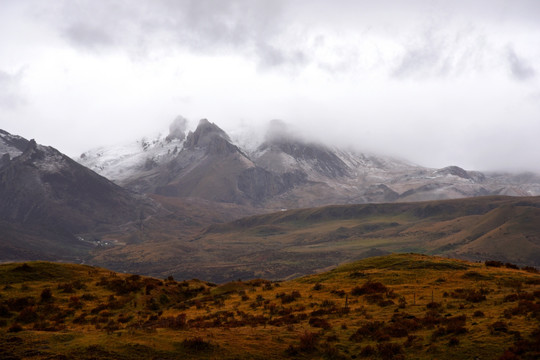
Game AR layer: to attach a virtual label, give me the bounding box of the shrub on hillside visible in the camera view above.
[277,291,301,304]
[6,296,36,311]
[522,266,539,273]
[349,321,386,342]
[450,288,487,303]
[351,281,388,296]
[299,331,318,352]
[0,304,12,318]
[359,345,376,357]
[40,288,54,303]
[490,321,509,334]
[485,260,504,267]
[473,310,485,318]
[8,323,23,332]
[505,263,519,270]
[377,342,404,360]
[308,317,331,330]
[15,307,38,324]
[182,337,213,351]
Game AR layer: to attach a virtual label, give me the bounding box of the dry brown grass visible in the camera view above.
[0,254,539,359]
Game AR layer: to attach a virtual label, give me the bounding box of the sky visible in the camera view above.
[0,0,539,173]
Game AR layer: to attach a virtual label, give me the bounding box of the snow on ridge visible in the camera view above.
[0,144,22,159]
[0,132,24,158]
[34,145,68,173]
[79,133,184,182]
[228,127,265,154]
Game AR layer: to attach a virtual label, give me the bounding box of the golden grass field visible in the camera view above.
[0,254,539,359]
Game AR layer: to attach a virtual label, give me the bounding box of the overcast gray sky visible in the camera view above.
[1,0,539,172]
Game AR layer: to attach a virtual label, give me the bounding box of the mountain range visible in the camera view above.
[79,118,540,209]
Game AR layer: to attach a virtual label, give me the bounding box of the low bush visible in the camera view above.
[16,306,39,324]
[351,281,388,296]
[490,321,509,334]
[8,323,23,332]
[473,310,485,318]
[308,317,331,330]
[299,331,318,352]
[377,342,404,360]
[277,291,301,304]
[359,345,376,357]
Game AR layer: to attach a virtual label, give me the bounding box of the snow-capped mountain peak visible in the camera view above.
[80,128,185,183]
[77,116,540,207]
[0,129,29,160]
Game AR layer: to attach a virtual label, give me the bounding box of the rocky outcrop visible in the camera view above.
[434,166,486,183]
[238,168,307,202]
[256,139,351,178]
[0,129,30,157]
[0,154,10,169]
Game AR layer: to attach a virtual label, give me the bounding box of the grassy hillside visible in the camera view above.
[127,196,539,282]
[1,254,539,359]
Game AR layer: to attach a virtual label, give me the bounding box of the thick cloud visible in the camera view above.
[64,23,115,50]
[1,0,540,173]
[0,69,25,109]
[48,0,292,68]
[28,1,540,78]
[265,119,293,142]
[166,115,188,141]
[507,47,536,81]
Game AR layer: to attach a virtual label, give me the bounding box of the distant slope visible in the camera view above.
[0,254,539,360]
[119,195,540,282]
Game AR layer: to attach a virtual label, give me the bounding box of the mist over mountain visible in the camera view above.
[79,117,540,209]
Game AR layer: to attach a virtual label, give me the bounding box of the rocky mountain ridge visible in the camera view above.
[0,130,157,261]
[79,118,540,208]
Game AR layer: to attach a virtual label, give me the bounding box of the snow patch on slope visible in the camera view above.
[79,134,184,183]
[34,145,68,173]
[0,131,25,158]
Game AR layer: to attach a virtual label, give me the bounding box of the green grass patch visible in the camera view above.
[0,262,85,284]
[334,254,469,273]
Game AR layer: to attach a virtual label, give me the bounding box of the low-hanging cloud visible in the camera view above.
[507,47,536,81]
[392,32,446,78]
[0,69,25,110]
[64,23,115,50]
[392,24,490,79]
[3,0,540,173]
[166,115,188,141]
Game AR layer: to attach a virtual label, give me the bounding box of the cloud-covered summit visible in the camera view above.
[1,1,540,173]
[0,68,25,110]
[507,47,536,81]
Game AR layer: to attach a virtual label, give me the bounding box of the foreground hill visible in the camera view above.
[0,254,539,359]
[91,195,540,282]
